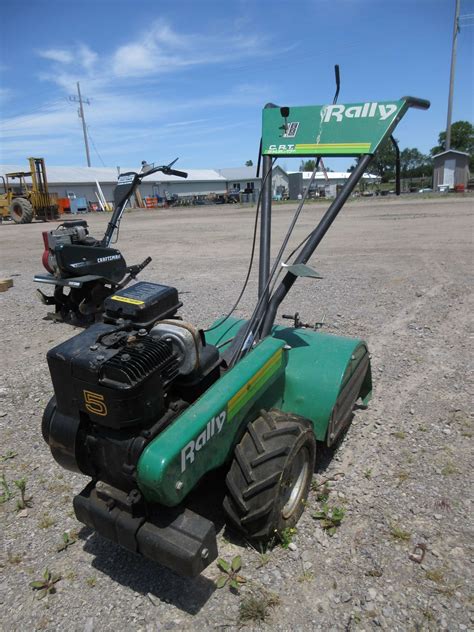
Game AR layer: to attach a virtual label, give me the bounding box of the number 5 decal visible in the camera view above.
[83,390,108,416]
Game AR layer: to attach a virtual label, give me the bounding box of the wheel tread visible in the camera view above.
[234,444,255,484]
[223,409,316,542]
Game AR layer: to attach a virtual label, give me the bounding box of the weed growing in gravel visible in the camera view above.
[364,468,372,480]
[365,568,383,578]
[215,556,246,591]
[0,450,17,462]
[57,531,78,552]
[256,552,271,568]
[86,576,97,587]
[239,588,280,623]
[7,551,23,565]
[441,462,458,476]
[435,582,461,598]
[395,471,410,486]
[389,524,411,541]
[14,478,32,511]
[421,607,435,622]
[297,570,314,583]
[425,568,445,584]
[30,568,61,599]
[38,513,56,529]
[278,527,297,549]
[0,473,12,504]
[311,481,331,502]
[392,431,406,440]
[313,504,345,536]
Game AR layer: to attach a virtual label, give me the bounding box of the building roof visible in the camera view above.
[217,165,288,180]
[217,166,259,180]
[0,164,226,184]
[432,149,470,159]
[0,164,292,185]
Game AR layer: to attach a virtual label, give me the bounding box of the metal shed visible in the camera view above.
[432,150,470,191]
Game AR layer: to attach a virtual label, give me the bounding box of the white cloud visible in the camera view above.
[1,19,277,165]
[111,19,272,78]
[78,45,98,71]
[38,48,74,64]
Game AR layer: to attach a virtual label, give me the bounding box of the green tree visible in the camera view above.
[431,121,474,169]
[431,121,473,155]
[364,138,397,182]
[299,159,316,171]
[245,159,253,167]
[400,148,432,178]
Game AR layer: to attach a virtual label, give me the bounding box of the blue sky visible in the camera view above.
[0,0,472,171]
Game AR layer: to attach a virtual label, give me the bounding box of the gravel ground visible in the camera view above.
[0,196,472,632]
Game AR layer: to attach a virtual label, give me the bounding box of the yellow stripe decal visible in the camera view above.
[109,295,145,305]
[227,348,283,420]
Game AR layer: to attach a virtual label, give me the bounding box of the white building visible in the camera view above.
[0,163,291,207]
[0,164,228,206]
[217,166,289,200]
[288,171,380,199]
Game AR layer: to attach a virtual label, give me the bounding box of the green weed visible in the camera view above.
[278,527,297,549]
[239,588,280,623]
[30,568,61,599]
[389,524,411,541]
[38,513,56,529]
[425,568,445,584]
[57,531,78,552]
[441,462,458,476]
[0,450,17,462]
[313,504,345,536]
[14,478,32,510]
[392,431,406,440]
[0,473,12,504]
[215,556,246,591]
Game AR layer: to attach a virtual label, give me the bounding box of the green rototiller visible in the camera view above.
[41,68,429,576]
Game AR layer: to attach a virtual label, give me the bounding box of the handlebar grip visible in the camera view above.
[165,168,188,178]
[402,96,431,110]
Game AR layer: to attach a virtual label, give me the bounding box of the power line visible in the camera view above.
[87,126,106,167]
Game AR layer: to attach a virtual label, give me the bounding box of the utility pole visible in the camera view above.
[446,0,461,150]
[69,82,91,167]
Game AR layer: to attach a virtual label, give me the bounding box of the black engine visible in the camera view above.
[42,281,220,492]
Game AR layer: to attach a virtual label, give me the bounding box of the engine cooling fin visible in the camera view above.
[100,337,179,387]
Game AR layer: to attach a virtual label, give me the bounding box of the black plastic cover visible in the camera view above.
[104,281,181,326]
[74,482,218,576]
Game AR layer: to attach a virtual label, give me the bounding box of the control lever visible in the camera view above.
[118,256,152,290]
[282,312,325,330]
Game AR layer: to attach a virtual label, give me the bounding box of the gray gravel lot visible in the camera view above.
[0,196,473,632]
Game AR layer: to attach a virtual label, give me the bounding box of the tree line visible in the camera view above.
[299,121,473,182]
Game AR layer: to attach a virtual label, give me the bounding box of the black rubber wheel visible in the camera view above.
[223,409,316,541]
[9,198,33,224]
[41,396,56,445]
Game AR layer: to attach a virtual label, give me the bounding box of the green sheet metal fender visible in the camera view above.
[272,326,372,441]
[137,335,287,506]
[205,317,372,442]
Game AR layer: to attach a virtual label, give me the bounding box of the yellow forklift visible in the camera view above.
[0,158,59,223]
